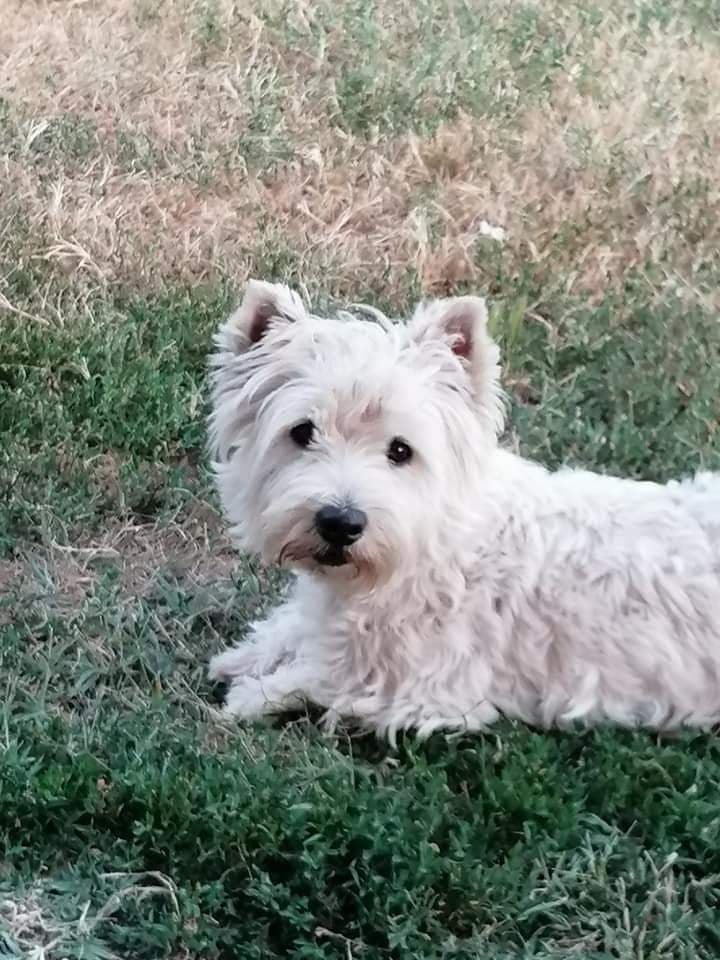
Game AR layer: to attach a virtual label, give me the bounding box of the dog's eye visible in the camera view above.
[290,420,316,448]
[387,437,413,465]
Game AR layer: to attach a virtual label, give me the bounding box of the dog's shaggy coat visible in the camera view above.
[209,280,720,738]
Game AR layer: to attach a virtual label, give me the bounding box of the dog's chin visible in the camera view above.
[314,546,387,588]
[275,538,351,572]
[314,545,350,568]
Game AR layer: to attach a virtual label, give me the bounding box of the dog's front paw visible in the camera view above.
[220,673,308,719]
[209,642,293,683]
[209,645,261,682]
[222,677,273,719]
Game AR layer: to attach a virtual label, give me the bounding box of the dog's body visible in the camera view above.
[209,281,720,738]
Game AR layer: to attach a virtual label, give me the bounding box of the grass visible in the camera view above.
[2,0,720,956]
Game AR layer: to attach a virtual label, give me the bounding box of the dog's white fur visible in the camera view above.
[208,280,720,740]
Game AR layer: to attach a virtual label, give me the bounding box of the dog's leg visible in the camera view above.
[208,631,291,683]
[208,601,303,683]
[220,669,501,734]
[322,689,500,741]
[221,661,321,719]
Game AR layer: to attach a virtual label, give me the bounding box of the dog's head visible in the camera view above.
[209,280,504,585]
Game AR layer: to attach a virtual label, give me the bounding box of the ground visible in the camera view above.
[1,1,720,957]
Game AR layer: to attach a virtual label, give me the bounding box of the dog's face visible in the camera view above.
[210,281,504,585]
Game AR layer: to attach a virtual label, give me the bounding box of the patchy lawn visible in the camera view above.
[2,1,720,957]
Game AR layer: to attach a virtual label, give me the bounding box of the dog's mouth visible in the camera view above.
[314,545,350,567]
[277,539,351,569]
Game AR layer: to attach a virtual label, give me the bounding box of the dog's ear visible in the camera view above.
[409,295,497,368]
[409,295,504,432]
[408,295,488,358]
[210,281,306,462]
[221,279,307,353]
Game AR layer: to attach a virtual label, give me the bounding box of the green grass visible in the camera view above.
[2,275,720,958]
[3,0,720,956]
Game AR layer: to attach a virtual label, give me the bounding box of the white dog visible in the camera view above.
[208,280,720,739]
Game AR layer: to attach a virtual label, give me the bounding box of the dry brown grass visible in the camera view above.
[0,504,236,623]
[1,0,719,309]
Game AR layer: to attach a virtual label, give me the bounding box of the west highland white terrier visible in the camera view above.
[208,280,720,739]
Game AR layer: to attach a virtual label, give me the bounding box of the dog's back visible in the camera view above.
[670,472,720,558]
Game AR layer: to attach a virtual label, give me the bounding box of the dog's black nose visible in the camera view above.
[315,505,367,547]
